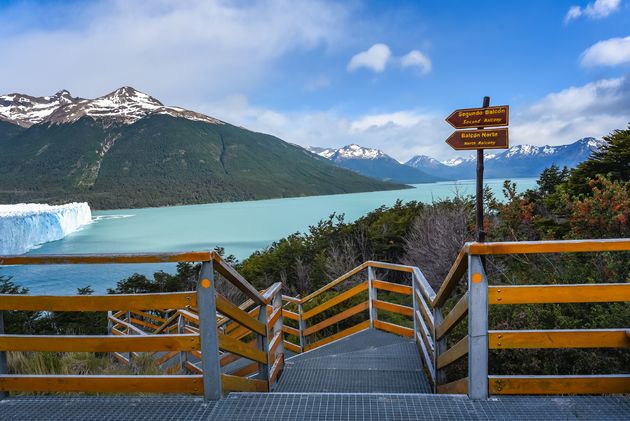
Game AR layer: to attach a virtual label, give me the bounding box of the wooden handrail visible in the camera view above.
[432,250,467,308]
[261,282,282,304]
[300,262,369,303]
[466,238,630,255]
[211,253,265,304]
[0,251,212,265]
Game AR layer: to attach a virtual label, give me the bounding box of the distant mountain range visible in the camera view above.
[311,138,604,182]
[307,144,443,184]
[0,87,404,209]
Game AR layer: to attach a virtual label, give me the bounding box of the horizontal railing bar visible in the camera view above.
[366,261,414,273]
[303,301,369,337]
[0,252,212,265]
[283,340,301,354]
[415,331,435,383]
[229,362,258,377]
[488,283,630,305]
[220,338,257,367]
[373,320,413,337]
[488,329,630,349]
[432,250,467,308]
[154,312,180,334]
[108,316,147,335]
[437,377,468,394]
[218,332,267,364]
[269,306,282,329]
[216,293,266,336]
[221,373,268,393]
[130,310,167,324]
[282,295,301,304]
[301,263,368,303]
[372,280,412,295]
[0,334,199,352]
[218,299,255,329]
[0,375,203,394]
[282,325,300,337]
[270,354,284,386]
[372,299,413,317]
[304,319,370,352]
[129,317,160,331]
[488,375,630,395]
[435,292,468,340]
[467,238,630,255]
[178,309,199,325]
[282,310,299,321]
[302,281,368,321]
[437,335,468,369]
[0,292,196,312]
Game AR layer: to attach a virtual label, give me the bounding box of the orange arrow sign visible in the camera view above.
[446,106,509,129]
[446,128,509,151]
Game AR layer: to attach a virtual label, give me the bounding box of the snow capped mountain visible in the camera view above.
[308,144,442,184]
[404,137,605,180]
[0,90,82,127]
[0,86,224,128]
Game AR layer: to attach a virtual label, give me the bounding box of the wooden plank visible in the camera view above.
[282,295,302,304]
[216,293,266,336]
[468,239,630,255]
[488,284,630,305]
[220,339,257,367]
[153,312,181,334]
[155,351,179,366]
[283,310,299,321]
[185,361,203,374]
[268,306,282,330]
[304,320,370,352]
[302,282,368,321]
[0,375,203,394]
[301,263,368,303]
[373,320,414,338]
[283,340,301,354]
[366,261,413,273]
[218,332,267,364]
[435,292,468,340]
[489,375,630,395]
[372,299,413,317]
[0,252,211,265]
[220,373,268,392]
[270,353,284,386]
[437,377,468,394]
[437,335,468,369]
[269,331,282,357]
[415,288,434,332]
[282,325,300,337]
[128,318,160,331]
[130,310,166,324]
[108,316,147,336]
[218,299,255,329]
[488,329,630,349]
[0,334,199,352]
[178,309,199,325]
[0,292,196,312]
[372,280,412,295]
[211,254,265,304]
[303,301,369,336]
[432,250,467,307]
[230,362,258,377]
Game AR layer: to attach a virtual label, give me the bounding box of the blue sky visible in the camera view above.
[1,0,629,161]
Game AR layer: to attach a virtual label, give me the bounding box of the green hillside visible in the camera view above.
[0,116,407,209]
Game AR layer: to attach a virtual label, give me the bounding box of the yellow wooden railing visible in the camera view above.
[0,251,284,400]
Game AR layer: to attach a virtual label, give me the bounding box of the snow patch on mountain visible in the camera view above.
[0,87,224,128]
[309,144,387,161]
[0,202,92,255]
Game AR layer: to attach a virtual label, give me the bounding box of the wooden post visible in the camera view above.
[467,255,488,399]
[368,266,377,327]
[178,314,188,371]
[298,303,306,352]
[476,96,490,243]
[257,303,270,383]
[272,292,285,361]
[0,311,7,399]
[197,260,222,400]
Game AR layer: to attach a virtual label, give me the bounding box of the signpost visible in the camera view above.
[445,98,509,243]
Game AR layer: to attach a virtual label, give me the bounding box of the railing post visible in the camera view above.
[197,260,222,400]
[272,291,285,360]
[126,311,133,365]
[178,314,188,371]
[467,255,488,399]
[0,311,8,399]
[433,307,447,391]
[368,266,377,327]
[411,272,418,337]
[257,302,270,384]
[298,303,306,352]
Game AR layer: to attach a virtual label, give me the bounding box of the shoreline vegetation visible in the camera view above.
[1,124,629,384]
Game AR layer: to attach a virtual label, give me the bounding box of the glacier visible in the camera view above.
[0,202,92,255]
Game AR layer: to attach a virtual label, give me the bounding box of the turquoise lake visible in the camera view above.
[1,178,537,294]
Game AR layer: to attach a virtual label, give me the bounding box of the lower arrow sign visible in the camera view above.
[445,128,509,151]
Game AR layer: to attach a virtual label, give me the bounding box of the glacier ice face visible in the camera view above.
[0,202,92,255]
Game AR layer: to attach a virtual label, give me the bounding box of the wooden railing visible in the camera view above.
[0,251,284,400]
[433,238,630,398]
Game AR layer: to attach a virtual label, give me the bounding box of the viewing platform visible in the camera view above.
[0,239,629,420]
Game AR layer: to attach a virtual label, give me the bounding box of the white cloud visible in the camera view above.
[0,0,349,103]
[347,43,392,73]
[565,0,620,23]
[580,36,630,67]
[400,50,432,75]
[347,43,432,75]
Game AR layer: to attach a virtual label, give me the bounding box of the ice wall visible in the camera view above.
[0,202,92,255]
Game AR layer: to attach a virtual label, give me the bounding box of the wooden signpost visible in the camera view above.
[445,98,509,242]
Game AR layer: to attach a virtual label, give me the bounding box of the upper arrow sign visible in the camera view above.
[446,105,509,129]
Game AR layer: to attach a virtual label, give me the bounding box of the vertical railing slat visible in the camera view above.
[197,260,222,400]
[257,303,270,385]
[0,311,7,399]
[368,266,377,327]
[467,254,488,399]
[298,303,306,352]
